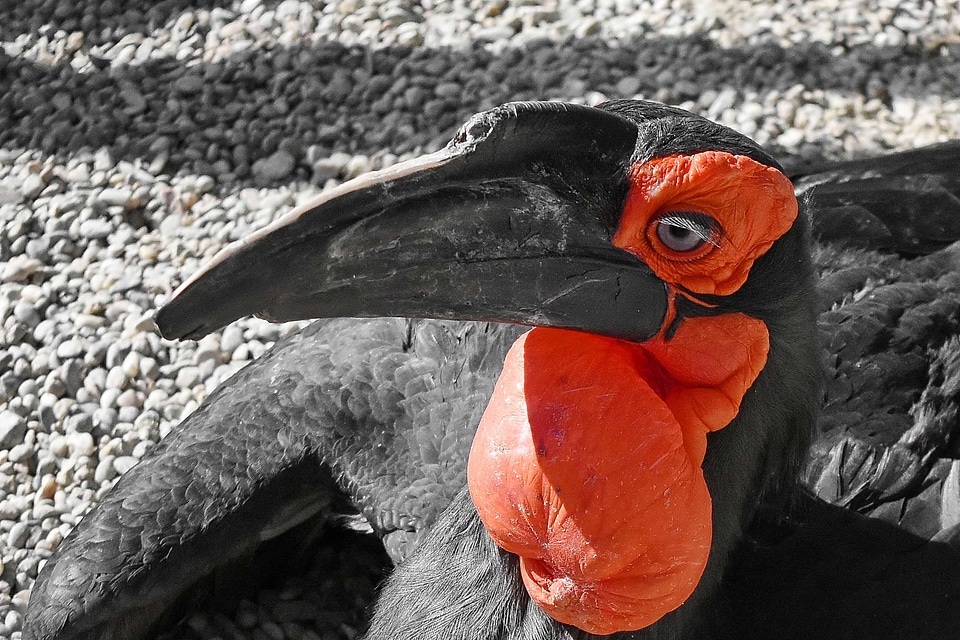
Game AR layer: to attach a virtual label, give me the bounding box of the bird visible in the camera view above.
[22,100,960,640]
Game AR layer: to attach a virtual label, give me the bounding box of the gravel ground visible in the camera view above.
[2,0,960,638]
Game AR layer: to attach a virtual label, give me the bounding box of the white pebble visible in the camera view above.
[66,433,95,458]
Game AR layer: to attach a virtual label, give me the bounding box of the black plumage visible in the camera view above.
[23,102,960,640]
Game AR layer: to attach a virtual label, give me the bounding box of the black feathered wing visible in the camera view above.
[796,141,960,536]
[797,140,960,255]
[23,319,522,640]
[806,241,960,536]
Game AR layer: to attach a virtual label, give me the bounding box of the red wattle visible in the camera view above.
[467,316,769,634]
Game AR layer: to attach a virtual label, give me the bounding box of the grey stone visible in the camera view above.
[175,366,202,389]
[94,456,117,483]
[616,76,642,96]
[275,0,301,18]
[64,413,94,434]
[220,325,245,354]
[0,188,23,205]
[61,359,85,395]
[56,340,84,360]
[78,218,113,240]
[0,412,26,450]
[2,257,43,282]
[97,188,134,208]
[174,74,204,95]
[12,303,39,327]
[21,174,45,199]
[6,522,28,548]
[252,150,297,182]
[8,443,34,464]
[120,86,147,114]
[113,456,139,475]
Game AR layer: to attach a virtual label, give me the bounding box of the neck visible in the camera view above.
[363,488,569,640]
[364,308,818,640]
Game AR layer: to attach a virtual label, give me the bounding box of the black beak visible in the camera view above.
[155,102,668,343]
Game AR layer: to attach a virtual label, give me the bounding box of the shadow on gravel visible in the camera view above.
[157,520,391,640]
[0,0,240,45]
[1,31,958,187]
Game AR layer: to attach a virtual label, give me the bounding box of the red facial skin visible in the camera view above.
[467,152,798,634]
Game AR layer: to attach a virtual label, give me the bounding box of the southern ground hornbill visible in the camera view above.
[22,100,960,639]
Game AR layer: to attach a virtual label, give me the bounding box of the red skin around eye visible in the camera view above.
[613,151,798,296]
[467,314,769,634]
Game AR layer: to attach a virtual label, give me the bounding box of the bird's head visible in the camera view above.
[156,101,820,634]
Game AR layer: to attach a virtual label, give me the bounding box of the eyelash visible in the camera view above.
[646,211,726,262]
[656,212,724,247]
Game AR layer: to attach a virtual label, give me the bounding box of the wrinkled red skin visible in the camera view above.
[613,150,799,297]
[468,317,768,634]
[467,151,796,634]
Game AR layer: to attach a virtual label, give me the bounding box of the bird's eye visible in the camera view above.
[651,212,722,256]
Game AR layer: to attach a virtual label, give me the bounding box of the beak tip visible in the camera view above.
[153,303,207,341]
